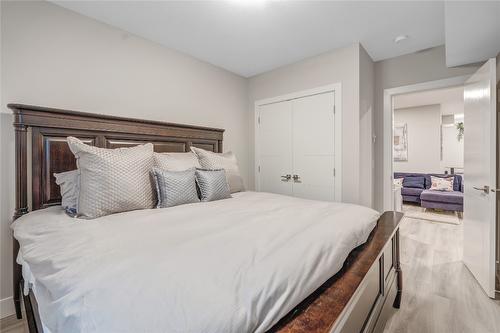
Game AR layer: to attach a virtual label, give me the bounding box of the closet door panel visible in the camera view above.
[292,92,335,201]
[258,101,293,196]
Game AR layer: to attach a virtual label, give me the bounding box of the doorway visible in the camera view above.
[382,75,470,212]
[383,60,498,299]
[392,85,465,224]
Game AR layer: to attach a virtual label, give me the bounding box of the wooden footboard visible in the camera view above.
[270,211,403,333]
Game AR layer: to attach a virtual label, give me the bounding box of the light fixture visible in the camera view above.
[394,35,409,44]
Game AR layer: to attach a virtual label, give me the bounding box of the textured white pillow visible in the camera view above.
[154,152,201,171]
[430,176,454,192]
[67,137,155,219]
[190,147,244,193]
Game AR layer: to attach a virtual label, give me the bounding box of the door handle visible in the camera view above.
[472,185,490,194]
[281,174,292,182]
[292,174,301,183]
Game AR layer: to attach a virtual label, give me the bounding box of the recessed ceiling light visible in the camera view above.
[394,35,409,44]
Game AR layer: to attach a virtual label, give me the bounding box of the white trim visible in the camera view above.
[254,83,342,202]
[382,75,470,212]
[0,297,15,319]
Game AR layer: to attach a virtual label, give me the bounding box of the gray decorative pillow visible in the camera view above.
[54,169,80,217]
[195,168,231,202]
[151,167,200,208]
[154,152,201,171]
[191,147,244,193]
[67,137,155,219]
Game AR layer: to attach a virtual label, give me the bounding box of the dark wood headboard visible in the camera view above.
[8,103,224,318]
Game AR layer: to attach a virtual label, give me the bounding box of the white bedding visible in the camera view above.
[13,191,379,333]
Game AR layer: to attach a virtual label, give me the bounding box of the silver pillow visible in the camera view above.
[190,147,244,193]
[195,168,231,202]
[67,137,155,219]
[151,167,200,208]
[153,152,201,171]
[54,169,79,217]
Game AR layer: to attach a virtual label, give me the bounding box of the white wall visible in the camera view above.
[0,0,250,314]
[393,105,442,173]
[441,99,464,170]
[248,43,373,206]
[442,123,464,170]
[374,46,480,211]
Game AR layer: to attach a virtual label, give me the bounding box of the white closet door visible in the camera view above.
[292,92,335,201]
[257,101,293,196]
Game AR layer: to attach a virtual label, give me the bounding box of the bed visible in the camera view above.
[9,104,403,333]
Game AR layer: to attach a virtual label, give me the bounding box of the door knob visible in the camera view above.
[293,174,301,183]
[281,174,292,182]
[472,185,490,194]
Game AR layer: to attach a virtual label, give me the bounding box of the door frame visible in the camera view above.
[254,83,342,201]
[382,75,470,212]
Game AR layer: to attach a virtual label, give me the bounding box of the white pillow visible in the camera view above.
[430,176,454,192]
[394,178,403,187]
[67,137,155,219]
[154,152,201,171]
[190,147,245,193]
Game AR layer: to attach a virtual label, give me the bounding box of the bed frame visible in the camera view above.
[9,104,403,333]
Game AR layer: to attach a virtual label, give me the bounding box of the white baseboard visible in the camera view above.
[0,297,15,319]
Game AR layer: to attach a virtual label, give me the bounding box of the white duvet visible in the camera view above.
[13,191,379,333]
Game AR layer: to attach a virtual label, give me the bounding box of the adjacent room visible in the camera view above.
[393,86,465,223]
[1,1,499,333]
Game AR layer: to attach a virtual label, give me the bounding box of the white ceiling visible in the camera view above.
[52,1,446,77]
[51,1,499,78]
[445,1,500,67]
[394,86,463,114]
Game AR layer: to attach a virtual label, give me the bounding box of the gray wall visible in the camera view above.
[0,0,249,311]
[497,54,500,83]
[393,105,442,173]
[359,45,375,208]
[373,46,480,211]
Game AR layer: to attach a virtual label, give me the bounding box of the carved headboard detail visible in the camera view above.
[8,103,224,318]
[9,104,224,214]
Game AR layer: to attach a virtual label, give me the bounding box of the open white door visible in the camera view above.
[463,58,497,298]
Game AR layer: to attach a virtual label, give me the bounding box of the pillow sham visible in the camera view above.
[153,152,201,171]
[195,168,231,202]
[190,147,244,193]
[393,178,403,187]
[54,169,79,217]
[67,137,155,219]
[430,176,454,192]
[151,167,200,208]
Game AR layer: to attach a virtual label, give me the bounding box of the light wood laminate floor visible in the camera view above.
[2,215,499,333]
[384,216,500,333]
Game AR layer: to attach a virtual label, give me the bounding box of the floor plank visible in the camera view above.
[384,215,500,333]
